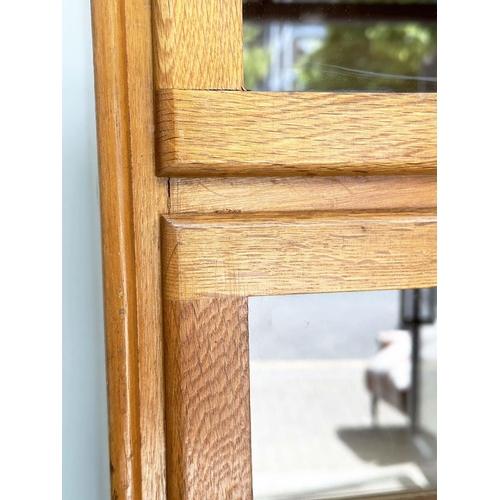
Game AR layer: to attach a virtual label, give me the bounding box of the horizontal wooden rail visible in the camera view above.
[161,209,437,300]
[155,91,436,177]
[169,175,437,214]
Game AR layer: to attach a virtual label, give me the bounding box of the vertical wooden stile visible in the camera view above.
[152,0,243,89]
[153,1,252,498]
[163,297,253,500]
[90,0,142,498]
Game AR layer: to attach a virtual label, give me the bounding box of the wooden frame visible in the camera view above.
[155,91,436,177]
[160,209,436,500]
[91,0,437,499]
[162,210,436,300]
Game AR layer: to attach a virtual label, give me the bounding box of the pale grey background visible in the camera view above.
[62,0,111,498]
[249,290,400,360]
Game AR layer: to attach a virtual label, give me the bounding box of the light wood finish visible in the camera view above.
[162,209,437,300]
[123,0,170,496]
[155,91,436,177]
[169,175,437,214]
[92,0,169,497]
[93,0,437,495]
[152,0,243,89]
[163,297,252,500]
[91,1,142,498]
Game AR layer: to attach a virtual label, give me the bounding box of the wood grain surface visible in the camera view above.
[169,175,437,214]
[123,0,170,496]
[93,0,438,496]
[152,0,243,89]
[163,297,253,500]
[91,1,142,498]
[162,209,437,300]
[92,0,170,497]
[155,90,437,177]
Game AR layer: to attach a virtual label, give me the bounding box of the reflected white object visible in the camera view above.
[365,322,437,419]
[369,330,412,392]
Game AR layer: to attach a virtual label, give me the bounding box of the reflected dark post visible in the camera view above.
[401,288,437,434]
[410,288,421,433]
[400,288,421,433]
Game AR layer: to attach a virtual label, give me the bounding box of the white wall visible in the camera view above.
[62,0,110,498]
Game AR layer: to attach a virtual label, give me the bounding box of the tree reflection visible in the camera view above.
[297,23,436,92]
[243,22,437,92]
[243,24,271,90]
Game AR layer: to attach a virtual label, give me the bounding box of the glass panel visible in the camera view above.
[249,289,437,499]
[243,2,437,91]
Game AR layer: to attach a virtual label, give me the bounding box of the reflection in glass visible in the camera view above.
[243,2,436,92]
[249,289,437,499]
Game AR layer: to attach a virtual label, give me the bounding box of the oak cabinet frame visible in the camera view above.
[91,0,437,499]
[155,90,436,177]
